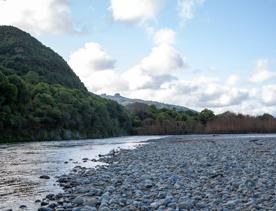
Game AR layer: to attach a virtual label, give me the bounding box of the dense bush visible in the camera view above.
[127,103,276,135]
[0,69,131,142]
[126,103,203,135]
[204,112,276,134]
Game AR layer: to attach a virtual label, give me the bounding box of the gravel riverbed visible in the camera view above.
[38,137,276,211]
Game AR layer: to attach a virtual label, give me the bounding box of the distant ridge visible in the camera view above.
[101,93,197,113]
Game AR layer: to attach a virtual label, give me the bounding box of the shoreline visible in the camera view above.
[38,136,276,210]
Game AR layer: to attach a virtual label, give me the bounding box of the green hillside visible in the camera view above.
[0,26,86,90]
[0,26,131,142]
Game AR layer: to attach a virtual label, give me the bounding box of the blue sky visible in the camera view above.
[1,0,276,114]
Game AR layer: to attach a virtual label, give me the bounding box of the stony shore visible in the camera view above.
[38,137,276,211]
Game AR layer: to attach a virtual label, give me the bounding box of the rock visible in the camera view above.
[39,175,50,179]
[178,199,194,209]
[224,199,240,209]
[46,194,55,200]
[19,205,27,209]
[48,203,57,209]
[38,208,53,211]
[72,196,85,206]
[80,206,97,211]
[99,206,111,211]
[85,198,98,207]
[41,201,49,206]
[144,179,153,188]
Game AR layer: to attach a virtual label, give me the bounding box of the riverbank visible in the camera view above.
[38,136,276,210]
[0,136,163,211]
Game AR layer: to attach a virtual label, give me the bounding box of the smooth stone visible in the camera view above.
[144,180,153,188]
[38,208,53,211]
[178,200,194,209]
[80,206,97,211]
[19,205,27,209]
[41,201,49,206]
[99,206,111,211]
[40,175,50,179]
[85,198,98,207]
[72,196,85,206]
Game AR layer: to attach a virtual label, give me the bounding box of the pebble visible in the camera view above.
[39,175,50,179]
[38,137,276,210]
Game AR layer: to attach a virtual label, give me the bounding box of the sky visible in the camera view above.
[1,0,276,115]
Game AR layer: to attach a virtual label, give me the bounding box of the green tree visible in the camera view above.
[199,109,215,124]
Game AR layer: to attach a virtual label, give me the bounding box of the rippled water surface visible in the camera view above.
[1,134,276,210]
[0,136,163,211]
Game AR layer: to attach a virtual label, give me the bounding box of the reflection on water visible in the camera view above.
[0,136,162,211]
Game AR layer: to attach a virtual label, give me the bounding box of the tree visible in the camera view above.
[199,109,215,124]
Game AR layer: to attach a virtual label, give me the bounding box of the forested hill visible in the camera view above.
[0,26,131,142]
[0,26,86,90]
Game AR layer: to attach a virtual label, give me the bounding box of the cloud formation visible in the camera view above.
[0,0,75,35]
[68,42,126,93]
[249,59,276,83]
[261,85,276,106]
[109,0,163,23]
[122,28,185,90]
[153,28,176,45]
[68,28,256,114]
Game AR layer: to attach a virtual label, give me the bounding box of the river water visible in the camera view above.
[1,134,276,211]
[0,136,163,211]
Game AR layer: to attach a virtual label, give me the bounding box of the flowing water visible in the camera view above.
[0,136,163,211]
[1,134,276,211]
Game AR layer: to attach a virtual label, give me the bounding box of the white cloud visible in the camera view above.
[122,66,153,90]
[68,42,126,94]
[68,41,269,115]
[109,0,163,22]
[140,44,185,76]
[69,42,116,78]
[153,28,176,45]
[159,77,250,109]
[177,0,205,24]
[227,74,240,86]
[122,28,185,90]
[0,0,75,35]
[261,85,276,106]
[249,59,276,83]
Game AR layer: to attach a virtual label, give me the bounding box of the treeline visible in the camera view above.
[0,68,131,142]
[204,112,276,134]
[127,103,276,135]
[127,103,213,135]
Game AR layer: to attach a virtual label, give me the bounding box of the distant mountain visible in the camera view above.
[101,93,197,113]
[0,26,86,90]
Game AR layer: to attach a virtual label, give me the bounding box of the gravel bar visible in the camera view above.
[38,137,276,211]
